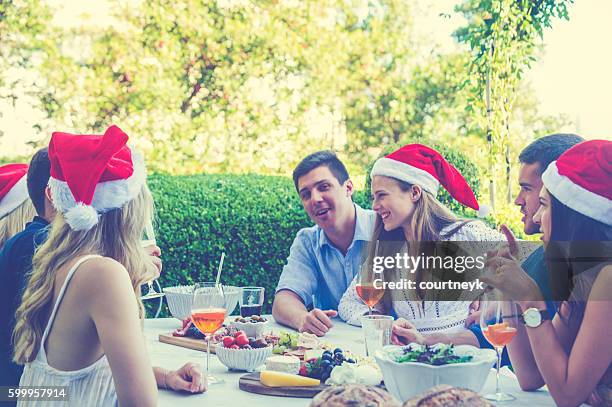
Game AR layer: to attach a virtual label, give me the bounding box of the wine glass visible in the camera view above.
[191,282,227,385]
[356,270,385,316]
[480,290,519,402]
[141,220,165,300]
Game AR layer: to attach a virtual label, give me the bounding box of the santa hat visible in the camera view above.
[542,140,611,226]
[371,144,488,217]
[0,163,29,219]
[48,125,146,231]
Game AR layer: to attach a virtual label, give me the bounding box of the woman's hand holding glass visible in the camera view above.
[480,291,519,402]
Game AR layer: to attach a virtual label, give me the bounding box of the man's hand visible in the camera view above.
[165,362,207,393]
[298,309,338,336]
[391,318,425,345]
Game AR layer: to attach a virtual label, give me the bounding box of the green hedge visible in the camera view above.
[148,145,481,317]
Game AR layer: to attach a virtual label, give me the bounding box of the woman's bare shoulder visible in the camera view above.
[71,256,133,300]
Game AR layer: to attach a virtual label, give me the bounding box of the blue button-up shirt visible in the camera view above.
[276,204,376,311]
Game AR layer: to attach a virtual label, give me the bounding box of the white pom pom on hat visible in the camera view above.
[63,203,100,231]
[48,125,146,231]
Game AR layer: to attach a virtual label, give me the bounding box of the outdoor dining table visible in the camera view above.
[144,317,559,407]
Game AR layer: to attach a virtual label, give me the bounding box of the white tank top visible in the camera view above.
[18,255,118,407]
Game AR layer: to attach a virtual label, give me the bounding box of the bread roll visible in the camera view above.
[402,385,493,407]
[310,384,401,407]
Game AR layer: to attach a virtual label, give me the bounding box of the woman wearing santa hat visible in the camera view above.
[0,164,36,248]
[12,126,206,406]
[483,139,612,407]
[339,143,505,347]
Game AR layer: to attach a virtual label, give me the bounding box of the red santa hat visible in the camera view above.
[542,139,611,226]
[371,144,488,216]
[0,163,29,219]
[48,125,146,231]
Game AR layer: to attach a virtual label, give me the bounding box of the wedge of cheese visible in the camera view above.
[265,355,301,374]
[260,371,320,387]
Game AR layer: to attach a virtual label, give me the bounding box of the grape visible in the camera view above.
[187,325,205,339]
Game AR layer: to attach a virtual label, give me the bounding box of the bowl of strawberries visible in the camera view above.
[215,330,273,372]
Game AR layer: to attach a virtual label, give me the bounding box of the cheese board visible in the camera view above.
[158,333,217,353]
[239,372,328,398]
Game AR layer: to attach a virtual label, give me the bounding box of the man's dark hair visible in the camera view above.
[26,147,51,216]
[292,150,350,191]
[519,133,584,174]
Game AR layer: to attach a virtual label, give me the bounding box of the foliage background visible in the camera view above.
[148,140,482,315]
[1,1,575,316]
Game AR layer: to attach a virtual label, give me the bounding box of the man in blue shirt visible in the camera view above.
[273,151,376,336]
[467,134,583,360]
[0,148,54,389]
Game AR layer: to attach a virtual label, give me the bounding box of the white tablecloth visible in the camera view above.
[144,317,557,407]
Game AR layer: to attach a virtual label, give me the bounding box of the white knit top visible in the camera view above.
[338,221,505,332]
[18,255,118,407]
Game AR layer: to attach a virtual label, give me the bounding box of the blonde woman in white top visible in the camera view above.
[339,144,503,346]
[12,126,206,406]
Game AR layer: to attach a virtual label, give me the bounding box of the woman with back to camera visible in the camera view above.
[13,126,206,406]
[339,144,506,346]
[0,164,36,248]
[483,140,612,407]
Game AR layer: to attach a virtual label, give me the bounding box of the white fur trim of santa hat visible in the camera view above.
[48,148,146,231]
[542,161,612,226]
[0,175,29,219]
[371,157,440,195]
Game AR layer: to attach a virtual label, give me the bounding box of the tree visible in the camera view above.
[454,0,573,208]
[0,0,53,141]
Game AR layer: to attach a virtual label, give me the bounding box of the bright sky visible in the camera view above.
[0,0,609,157]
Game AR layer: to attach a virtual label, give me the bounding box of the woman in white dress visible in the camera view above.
[339,144,503,346]
[12,126,206,406]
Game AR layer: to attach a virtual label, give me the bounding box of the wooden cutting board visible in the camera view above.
[158,333,217,353]
[239,372,328,398]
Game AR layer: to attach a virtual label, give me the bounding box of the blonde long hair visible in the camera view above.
[365,178,470,305]
[13,184,154,364]
[0,200,36,248]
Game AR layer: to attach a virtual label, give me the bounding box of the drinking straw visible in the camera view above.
[215,252,225,287]
[145,219,156,245]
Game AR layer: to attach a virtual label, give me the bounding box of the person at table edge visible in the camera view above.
[273,151,376,336]
[466,133,583,355]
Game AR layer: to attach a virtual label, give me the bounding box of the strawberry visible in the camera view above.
[235,334,249,347]
[234,330,246,339]
[222,336,235,348]
[299,364,309,377]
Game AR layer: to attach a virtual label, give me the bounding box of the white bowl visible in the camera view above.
[229,319,270,339]
[374,344,496,402]
[215,345,273,372]
[163,285,240,320]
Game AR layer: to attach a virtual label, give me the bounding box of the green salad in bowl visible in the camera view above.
[374,343,496,402]
[392,344,473,366]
